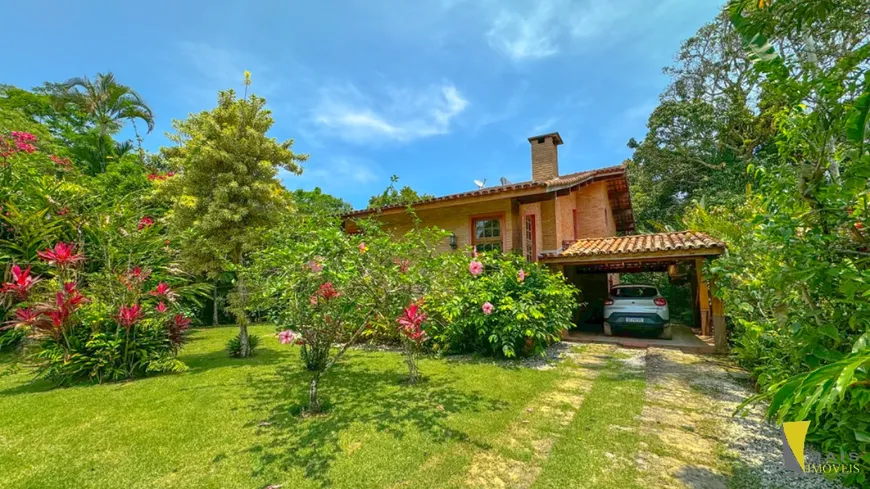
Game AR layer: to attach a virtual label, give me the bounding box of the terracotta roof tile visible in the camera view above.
[542,231,725,259]
[342,164,628,218]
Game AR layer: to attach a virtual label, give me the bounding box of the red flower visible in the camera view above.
[36,242,85,267]
[8,307,42,329]
[46,309,67,328]
[121,266,150,291]
[11,131,36,143]
[56,207,70,216]
[15,307,40,323]
[155,302,168,313]
[394,258,410,273]
[1,264,40,300]
[116,304,143,329]
[50,155,72,168]
[137,216,154,230]
[147,173,159,181]
[149,282,176,301]
[310,282,341,305]
[167,314,192,349]
[171,314,191,329]
[397,302,428,343]
[57,282,87,313]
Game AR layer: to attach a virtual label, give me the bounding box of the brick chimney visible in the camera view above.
[528,132,563,182]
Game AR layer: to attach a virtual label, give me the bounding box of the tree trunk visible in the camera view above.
[236,273,251,357]
[308,375,321,413]
[212,280,220,326]
[405,348,419,384]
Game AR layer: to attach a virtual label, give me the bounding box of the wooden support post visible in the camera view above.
[710,278,727,354]
[695,258,711,336]
[688,266,700,329]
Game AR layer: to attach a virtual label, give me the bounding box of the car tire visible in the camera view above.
[660,325,672,340]
[603,322,613,336]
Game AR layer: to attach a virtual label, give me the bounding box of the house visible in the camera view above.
[343,132,728,351]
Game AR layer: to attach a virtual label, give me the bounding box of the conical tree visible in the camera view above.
[161,87,306,357]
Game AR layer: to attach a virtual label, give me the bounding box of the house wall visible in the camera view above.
[574,182,617,239]
[518,202,543,261]
[367,198,517,253]
[348,180,619,262]
[556,193,576,247]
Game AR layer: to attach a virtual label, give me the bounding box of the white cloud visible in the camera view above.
[312,82,469,143]
[486,2,560,60]
[483,0,677,62]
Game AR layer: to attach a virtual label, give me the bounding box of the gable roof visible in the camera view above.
[342,163,629,218]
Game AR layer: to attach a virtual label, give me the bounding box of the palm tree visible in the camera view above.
[52,73,155,172]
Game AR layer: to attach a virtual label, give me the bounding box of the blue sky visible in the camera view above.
[2,0,721,209]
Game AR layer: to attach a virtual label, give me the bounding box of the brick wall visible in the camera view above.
[372,198,516,253]
[573,182,616,238]
[556,193,576,247]
[531,136,559,181]
[540,197,558,252]
[518,202,543,261]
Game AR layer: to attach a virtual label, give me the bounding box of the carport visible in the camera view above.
[540,231,727,353]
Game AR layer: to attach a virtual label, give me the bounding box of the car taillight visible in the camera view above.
[654,298,667,306]
[604,299,614,306]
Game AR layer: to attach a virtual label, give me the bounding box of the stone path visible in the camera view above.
[461,344,614,488]
[634,347,842,489]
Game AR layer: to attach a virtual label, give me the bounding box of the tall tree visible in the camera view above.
[292,187,352,217]
[50,73,155,173]
[161,89,306,357]
[368,175,433,209]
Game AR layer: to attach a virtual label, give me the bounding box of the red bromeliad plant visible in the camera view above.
[116,304,143,329]
[2,240,194,384]
[36,242,85,269]
[0,265,41,300]
[397,301,428,383]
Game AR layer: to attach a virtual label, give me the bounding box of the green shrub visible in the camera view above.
[227,333,260,357]
[426,250,577,357]
[0,328,26,352]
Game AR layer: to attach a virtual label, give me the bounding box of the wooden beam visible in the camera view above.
[710,277,727,354]
[695,258,711,336]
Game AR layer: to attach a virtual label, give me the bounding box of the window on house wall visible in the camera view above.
[473,217,502,252]
[523,214,536,261]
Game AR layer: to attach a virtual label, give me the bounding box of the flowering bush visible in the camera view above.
[1,243,193,385]
[246,218,446,410]
[425,250,578,357]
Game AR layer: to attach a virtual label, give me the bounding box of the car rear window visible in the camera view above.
[611,287,657,298]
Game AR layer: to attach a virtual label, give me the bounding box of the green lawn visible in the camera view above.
[0,325,651,489]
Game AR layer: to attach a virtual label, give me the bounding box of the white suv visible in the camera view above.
[603,285,671,339]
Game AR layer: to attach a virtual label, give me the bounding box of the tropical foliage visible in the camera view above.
[628,1,870,484]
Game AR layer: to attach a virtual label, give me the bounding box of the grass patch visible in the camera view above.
[0,325,560,489]
[532,355,647,489]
